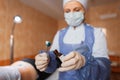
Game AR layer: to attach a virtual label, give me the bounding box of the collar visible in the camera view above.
[69,23,84,30]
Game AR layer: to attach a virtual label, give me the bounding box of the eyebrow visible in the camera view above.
[73,7,81,11]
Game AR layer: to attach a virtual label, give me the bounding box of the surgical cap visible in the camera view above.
[63,0,88,9]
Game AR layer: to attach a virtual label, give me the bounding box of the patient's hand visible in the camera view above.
[35,53,50,71]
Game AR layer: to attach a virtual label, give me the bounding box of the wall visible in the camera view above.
[58,20,67,30]
[86,1,120,54]
[58,1,120,55]
[0,0,58,65]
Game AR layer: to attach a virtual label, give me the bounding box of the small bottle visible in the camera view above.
[53,49,64,67]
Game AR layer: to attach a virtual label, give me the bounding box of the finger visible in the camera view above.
[35,60,48,66]
[35,54,48,61]
[40,53,48,57]
[35,53,48,57]
[76,55,85,68]
[61,58,78,67]
[40,67,47,72]
[75,59,82,69]
[63,52,76,62]
[58,65,76,72]
[36,57,48,61]
[36,63,48,70]
[35,54,40,59]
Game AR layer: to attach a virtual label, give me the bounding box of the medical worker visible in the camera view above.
[35,0,111,80]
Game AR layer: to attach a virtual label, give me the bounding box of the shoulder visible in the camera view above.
[86,24,106,38]
[58,27,69,33]
[94,27,105,36]
[92,26,106,39]
[59,27,68,31]
[84,24,94,30]
[86,24,104,34]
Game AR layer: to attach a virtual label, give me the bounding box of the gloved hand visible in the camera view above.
[35,53,50,72]
[58,51,85,72]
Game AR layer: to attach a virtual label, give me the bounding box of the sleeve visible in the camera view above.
[90,28,111,79]
[79,28,111,80]
[92,28,109,58]
[44,31,60,73]
[79,58,111,80]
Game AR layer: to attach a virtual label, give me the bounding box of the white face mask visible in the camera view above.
[64,11,84,27]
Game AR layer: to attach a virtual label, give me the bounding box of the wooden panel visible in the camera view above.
[0,54,36,65]
[110,55,120,72]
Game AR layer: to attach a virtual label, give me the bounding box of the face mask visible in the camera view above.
[64,11,84,27]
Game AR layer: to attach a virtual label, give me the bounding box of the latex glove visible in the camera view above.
[58,51,85,72]
[35,53,49,71]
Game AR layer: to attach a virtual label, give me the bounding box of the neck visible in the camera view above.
[73,23,84,29]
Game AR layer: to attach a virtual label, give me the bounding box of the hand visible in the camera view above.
[35,53,49,71]
[58,51,85,72]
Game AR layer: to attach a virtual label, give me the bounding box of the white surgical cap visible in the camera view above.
[63,0,88,9]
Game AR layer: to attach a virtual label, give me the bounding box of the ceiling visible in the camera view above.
[19,0,120,20]
[20,0,64,20]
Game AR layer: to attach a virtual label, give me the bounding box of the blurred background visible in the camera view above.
[0,0,120,79]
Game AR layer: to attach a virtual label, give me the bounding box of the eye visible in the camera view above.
[64,9,71,13]
[74,7,81,12]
